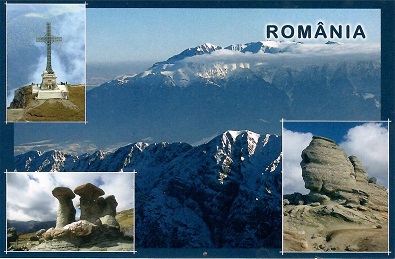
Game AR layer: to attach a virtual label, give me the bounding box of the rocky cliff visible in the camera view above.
[283,136,388,252]
[9,85,32,109]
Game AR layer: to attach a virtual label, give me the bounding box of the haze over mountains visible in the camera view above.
[15,40,380,155]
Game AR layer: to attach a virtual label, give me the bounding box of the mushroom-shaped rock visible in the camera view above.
[52,187,76,229]
[74,183,105,199]
[74,183,105,223]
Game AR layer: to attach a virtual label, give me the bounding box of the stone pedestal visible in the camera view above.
[41,71,58,90]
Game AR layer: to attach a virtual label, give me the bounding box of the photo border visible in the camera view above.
[4,171,136,254]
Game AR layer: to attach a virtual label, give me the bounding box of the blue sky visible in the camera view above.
[283,121,369,144]
[86,8,381,64]
[283,121,389,194]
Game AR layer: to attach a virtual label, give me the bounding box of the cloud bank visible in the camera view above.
[282,129,313,194]
[180,43,380,69]
[339,123,388,187]
[7,172,134,222]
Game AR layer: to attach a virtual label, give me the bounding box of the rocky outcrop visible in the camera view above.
[7,227,18,242]
[300,136,356,194]
[9,85,31,109]
[28,183,133,251]
[284,136,388,252]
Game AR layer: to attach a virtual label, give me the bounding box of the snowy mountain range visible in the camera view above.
[14,130,282,248]
[15,40,380,155]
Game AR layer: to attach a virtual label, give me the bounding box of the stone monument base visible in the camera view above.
[33,84,69,100]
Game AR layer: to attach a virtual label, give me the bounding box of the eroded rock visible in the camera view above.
[74,183,105,223]
[301,136,356,194]
[284,135,388,252]
[28,183,130,251]
[63,220,96,236]
[349,156,369,182]
[52,187,76,228]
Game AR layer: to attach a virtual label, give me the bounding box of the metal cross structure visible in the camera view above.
[36,22,62,74]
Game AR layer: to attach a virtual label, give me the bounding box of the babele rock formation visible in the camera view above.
[29,183,132,251]
[283,136,388,252]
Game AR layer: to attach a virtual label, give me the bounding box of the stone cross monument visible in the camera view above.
[36,22,62,90]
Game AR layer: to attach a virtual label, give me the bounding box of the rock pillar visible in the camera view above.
[98,195,120,228]
[74,183,105,224]
[52,187,76,229]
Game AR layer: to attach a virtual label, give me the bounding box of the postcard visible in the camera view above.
[1,1,394,258]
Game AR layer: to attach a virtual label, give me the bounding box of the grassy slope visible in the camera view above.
[116,209,134,232]
[25,85,85,122]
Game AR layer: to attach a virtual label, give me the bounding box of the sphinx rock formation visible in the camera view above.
[300,136,356,194]
[30,183,131,251]
[284,136,388,252]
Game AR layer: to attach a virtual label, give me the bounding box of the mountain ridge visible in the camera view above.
[14,130,282,248]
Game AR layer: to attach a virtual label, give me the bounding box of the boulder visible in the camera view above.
[122,227,134,240]
[63,220,96,236]
[36,229,46,237]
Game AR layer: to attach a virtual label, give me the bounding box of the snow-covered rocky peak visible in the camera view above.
[152,41,297,68]
[225,41,282,53]
[164,42,222,64]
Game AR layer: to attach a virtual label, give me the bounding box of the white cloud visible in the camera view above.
[180,43,380,69]
[282,128,313,194]
[23,4,85,20]
[7,172,134,222]
[14,140,99,156]
[30,6,85,85]
[339,122,388,187]
[24,13,45,19]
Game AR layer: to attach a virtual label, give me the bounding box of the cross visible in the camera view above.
[36,22,62,74]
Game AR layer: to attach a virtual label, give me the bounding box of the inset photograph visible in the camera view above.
[6,172,135,252]
[6,4,86,122]
[282,121,389,253]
